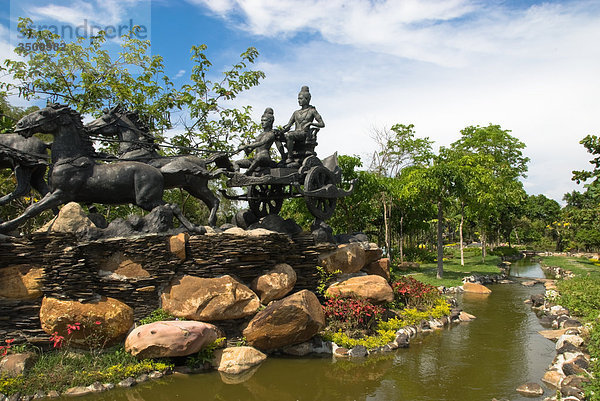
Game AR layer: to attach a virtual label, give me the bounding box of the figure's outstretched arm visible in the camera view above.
[281,112,296,133]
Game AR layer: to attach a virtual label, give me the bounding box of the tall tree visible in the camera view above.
[451,124,529,259]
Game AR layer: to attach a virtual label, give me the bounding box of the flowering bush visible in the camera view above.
[391,276,441,309]
[323,297,384,332]
[49,332,64,349]
[0,339,15,357]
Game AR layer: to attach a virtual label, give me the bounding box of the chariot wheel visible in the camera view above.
[304,166,336,220]
[248,184,285,218]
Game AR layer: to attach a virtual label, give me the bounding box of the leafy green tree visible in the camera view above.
[572,135,600,189]
[451,124,529,259]
[1,18,265,227]
[369,123,434,177]
[3,18,265,151]
[401,147,464,278]
[561,136,600,252]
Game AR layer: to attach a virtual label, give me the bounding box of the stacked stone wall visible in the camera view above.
[0,231,329,343]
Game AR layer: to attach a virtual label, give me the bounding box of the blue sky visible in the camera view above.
[1,0,600,203]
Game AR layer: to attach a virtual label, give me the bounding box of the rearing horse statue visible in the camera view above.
[85,105,234,227]
[0,103,202,234]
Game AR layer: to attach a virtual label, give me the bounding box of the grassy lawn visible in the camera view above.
[539,255,600,277]
[394,249,503,288]
[538,254,600,400]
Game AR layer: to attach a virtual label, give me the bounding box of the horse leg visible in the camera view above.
[0,190,66,234]
[0,165,33,207]
[169,203,206,234]
[30,166,59,215]
[183,175,220,227]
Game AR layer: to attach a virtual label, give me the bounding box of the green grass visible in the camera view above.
[394,250,503,287]
[539,255,600,277]
[540,254,600,400]
[0,346,172,396]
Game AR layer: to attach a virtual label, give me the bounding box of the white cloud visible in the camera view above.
[212,1,600,201]
[173,69,186,79]
[13,0,151,36]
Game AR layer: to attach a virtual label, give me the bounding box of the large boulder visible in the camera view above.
[243,290,325,351]
[212,346,266,375]
[0,264,43,299]
[39,296,133,347]
[161,275,260,321]
[318,243,366,274]
[362,258,391,280]
[251,264,297,304]
[363,243,383,264]
[36,202,96,233]
[125,320,222,359]
[326,275,394,304]
[462,282,492,294]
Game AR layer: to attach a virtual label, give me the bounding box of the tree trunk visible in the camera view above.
[400,214,404,264]
[515,229,520,245]
[383,195,391,260]
[481,230,487,263]
[437,199,444,279]
[460,202,464,266]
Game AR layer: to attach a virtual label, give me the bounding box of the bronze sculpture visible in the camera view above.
[280,86,324,166]
[0,103,202,234]
[85,105,231,227]
[223,86,352,222]
[234,107,285,175]
[0,134,52,208]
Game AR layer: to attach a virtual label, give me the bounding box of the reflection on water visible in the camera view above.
[509,258,548,279]
[71,262,554,401]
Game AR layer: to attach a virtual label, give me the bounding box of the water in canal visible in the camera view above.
[75,260,555,401]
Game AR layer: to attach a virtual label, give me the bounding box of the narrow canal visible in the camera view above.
[75,260,555,401]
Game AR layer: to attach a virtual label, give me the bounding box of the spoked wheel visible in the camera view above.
[304,166,336,220]
[248,184,285,218]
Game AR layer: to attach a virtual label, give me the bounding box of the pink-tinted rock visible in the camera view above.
[243,290,325,351]
[326,275,394,304]
[125,320,222,358]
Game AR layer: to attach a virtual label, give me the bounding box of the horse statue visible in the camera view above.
[85,105,234,227]
[0,133,52,208]
[0,103,202,235]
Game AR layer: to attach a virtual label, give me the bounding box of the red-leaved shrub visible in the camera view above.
[391,277,440,309]
[323,297,384,331]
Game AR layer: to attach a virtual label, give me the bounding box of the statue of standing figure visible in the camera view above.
[280,85,324,165]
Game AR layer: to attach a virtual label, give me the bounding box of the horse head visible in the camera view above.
[86,104,146,136]
[14,103,72,138]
